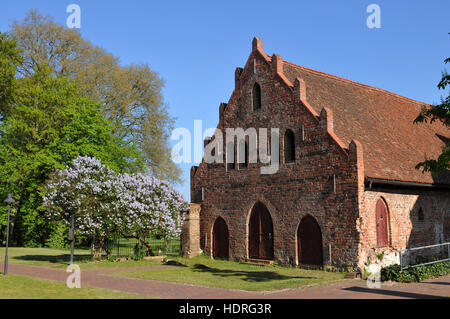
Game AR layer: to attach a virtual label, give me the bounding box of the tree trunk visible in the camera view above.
[141,239,155,256]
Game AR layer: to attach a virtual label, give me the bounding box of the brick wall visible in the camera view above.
[358,188,450,269]
[191,38,362,268]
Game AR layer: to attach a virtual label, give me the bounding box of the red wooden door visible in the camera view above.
[249,203,274,260]
[298,215,323,265]
[213,217,229,259]
[376,199,389,247]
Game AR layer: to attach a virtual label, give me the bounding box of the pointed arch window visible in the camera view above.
[252,83,261,110]
[284,129,295,163]
[226,141,235,170]
[240,140,249,168]
[418,208,424,221]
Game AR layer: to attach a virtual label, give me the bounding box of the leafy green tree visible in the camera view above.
[0,66,142,246]
[414,35,450,174]
[10,10,181,183]
[0,32,22,121]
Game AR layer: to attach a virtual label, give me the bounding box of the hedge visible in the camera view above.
[381,261,450,283]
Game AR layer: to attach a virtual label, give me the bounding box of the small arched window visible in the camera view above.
[252,83,261,110]
[418,208,424,221]
[226,141,235,170]
[240,141,249,168]
[284,129,295,163]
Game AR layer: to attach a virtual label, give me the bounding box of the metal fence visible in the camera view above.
[100,234,180,258]
[399,242,450,270]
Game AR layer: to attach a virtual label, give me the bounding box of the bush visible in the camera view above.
[381,261,450,283]
[45,221,69,249]
[133,243,147,261]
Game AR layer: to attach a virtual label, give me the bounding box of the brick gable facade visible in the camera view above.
[189,38,450,271]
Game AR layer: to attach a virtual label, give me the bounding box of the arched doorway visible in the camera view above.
[297,215,323,266]
[248,202,274,260]
[376,199,389,247]
[213,217,229,259]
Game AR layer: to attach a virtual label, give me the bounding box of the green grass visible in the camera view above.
[0,274,152,299]
[0,247,161,269]
[0,247,92,267]
[113,255,347,291]
[1,248,347,292]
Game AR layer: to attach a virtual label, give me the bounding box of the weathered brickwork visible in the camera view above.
[180,203,202,258]
[188,38,450,271]
[358,189,450,269]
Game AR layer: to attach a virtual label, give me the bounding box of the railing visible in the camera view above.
[94,234,180,258]
[399,242,450,271]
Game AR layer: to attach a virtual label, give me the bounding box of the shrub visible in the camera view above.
[133,243,147,261]
[381,261,450,283]
[45,221,69,249]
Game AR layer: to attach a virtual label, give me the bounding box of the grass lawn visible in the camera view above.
[1,248,347,292]
[113,255,347,291]
[0,247,161,269]
[0,274,152,299]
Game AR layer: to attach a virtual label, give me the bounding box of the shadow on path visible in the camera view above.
[342,286,449,299]
[419,281,450,286]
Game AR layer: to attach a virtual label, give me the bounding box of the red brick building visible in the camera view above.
[189,38,450,271]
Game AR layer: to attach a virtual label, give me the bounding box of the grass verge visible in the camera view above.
[0,274,152,299]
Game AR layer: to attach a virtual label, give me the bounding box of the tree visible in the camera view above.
[116,173,188,256]
[44,156,188,258]
[0,66,142,246]
[43,156,119,257]
[10,10,181,183]
[414,34,450,174]
[0,32,22,121]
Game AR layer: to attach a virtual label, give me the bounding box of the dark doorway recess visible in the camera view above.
[297,215,323,266]
[213,217,229,259]
[249,202,274,260]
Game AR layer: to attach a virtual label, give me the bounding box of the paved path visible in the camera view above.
[1,263,449,299]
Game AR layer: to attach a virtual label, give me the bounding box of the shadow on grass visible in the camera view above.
[192,264,316,283]
[13,254,92,265]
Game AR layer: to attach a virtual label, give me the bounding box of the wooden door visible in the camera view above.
[298,215,323,265]
[376,199,389,247]
[213,217,229,259]
[249,202,274,260]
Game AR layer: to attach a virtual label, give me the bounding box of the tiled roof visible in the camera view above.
[281,60,450,185]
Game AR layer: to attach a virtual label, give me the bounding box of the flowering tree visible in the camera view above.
[43,156,118,257]
[116,173,188,255]
[43,155,188,258]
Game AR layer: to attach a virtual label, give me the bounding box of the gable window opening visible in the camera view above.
[226,141,235,171]
[284,129,295,163]
[418,208,424,221]
[252,83,261,111]
[239,140,249,169]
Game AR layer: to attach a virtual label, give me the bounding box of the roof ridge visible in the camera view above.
[282,60,429,106]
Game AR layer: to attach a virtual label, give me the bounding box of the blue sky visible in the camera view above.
[1,0,449,201]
